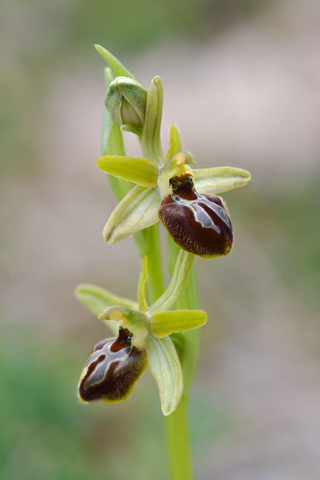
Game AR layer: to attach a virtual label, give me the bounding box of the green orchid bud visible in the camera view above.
[106,76,147,129]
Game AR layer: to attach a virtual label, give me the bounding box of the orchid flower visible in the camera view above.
[94,45,251,258]
[76,252,206,415]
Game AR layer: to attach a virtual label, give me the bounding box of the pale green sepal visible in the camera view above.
[94,45,137,80]
[97,155,158,187]
[146,335,183,416]
[140,76,164,167]
[75,284,138,314]
[137,256,149,313]
[103,185,161,244]
[158,151,196,198]
[148,250,194,314]
[106,77,147,129]
[149,310,207,338]
[165,124,183,162]
[193,167,251,195]
[74,284,138,335]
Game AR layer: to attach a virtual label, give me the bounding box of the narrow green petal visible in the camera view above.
[94,45,137,80]
[149,310,207,337]
[97,155,159,187]
[137,256,149,313]
[146,335,183,416]
[140,76,164,166]
[75,284,138,335]
[193,167,251,194]
[75,284,138,315]
[165,124,183,162]
[103,185,161,244]
[148,250,194,314]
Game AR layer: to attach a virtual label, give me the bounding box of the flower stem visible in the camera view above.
[165,395,194,480]
[142,224,164,304]
[163,238,201,480]
[142,231,197,479]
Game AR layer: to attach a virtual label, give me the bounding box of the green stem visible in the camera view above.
[165,395,194,480]
[165,238,201,480]
[142,224,164,304]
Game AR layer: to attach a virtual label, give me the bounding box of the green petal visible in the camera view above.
[97,155,159,187]
[137,256,149,313]
[75,284,138,315]
[140,76,164,166]
[165,124,183,162]
[103,185,161,244]
[75,284,138,335]
[149,310,207,337]
[146,335,183,416]
[94,45,137,80]
[193,167,251,194]
[148,250,194,314]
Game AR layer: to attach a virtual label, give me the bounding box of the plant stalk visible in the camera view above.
[165,395,194,480]
[163,237,201,480]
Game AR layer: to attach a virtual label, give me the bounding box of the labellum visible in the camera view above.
[78,327,147,403]
[159,174,233,258]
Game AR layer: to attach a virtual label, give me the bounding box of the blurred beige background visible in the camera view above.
[1,0,320,479]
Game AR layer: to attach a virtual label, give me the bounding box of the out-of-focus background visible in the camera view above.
[1,0,320,478]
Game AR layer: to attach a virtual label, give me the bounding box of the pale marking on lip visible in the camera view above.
[82,344,130,389]
[171,194,233,234]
